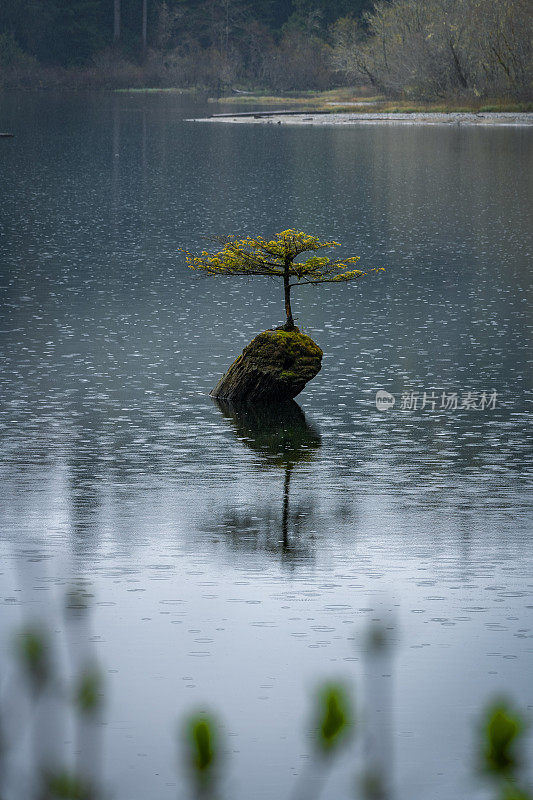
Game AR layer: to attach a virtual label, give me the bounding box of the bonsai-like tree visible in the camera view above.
[182,229,384,331]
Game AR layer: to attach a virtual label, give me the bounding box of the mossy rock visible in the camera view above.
[210,328,323,403]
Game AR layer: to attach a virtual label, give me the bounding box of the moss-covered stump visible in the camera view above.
[210,328,323,403]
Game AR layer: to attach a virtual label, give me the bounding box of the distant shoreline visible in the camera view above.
[191,111,533,127]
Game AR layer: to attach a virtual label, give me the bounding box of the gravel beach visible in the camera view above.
[192,111,533,127]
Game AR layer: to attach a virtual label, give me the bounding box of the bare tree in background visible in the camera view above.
[332,0,532,99]
[142,0,148,59]
[113,0,121,42]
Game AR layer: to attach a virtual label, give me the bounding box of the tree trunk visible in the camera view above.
[142,0,148,59]
[113,0,121,42]
[449,41,468,89]
[283,263,295,331]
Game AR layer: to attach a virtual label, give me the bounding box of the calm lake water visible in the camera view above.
[0,92,532,800]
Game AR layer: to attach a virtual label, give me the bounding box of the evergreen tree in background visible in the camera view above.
[0,0,529,96]
[0,0,371,67]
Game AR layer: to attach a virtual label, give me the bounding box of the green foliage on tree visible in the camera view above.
[183,229,384,330]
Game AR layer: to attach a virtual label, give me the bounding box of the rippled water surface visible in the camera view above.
[0,92,532,799]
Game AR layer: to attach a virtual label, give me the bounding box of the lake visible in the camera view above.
[0,91,532,800]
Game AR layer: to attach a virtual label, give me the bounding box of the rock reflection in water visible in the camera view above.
[211,400,321,563]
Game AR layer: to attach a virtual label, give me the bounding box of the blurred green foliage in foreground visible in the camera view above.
[6,621,532,800]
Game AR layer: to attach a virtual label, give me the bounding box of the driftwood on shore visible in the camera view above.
[211,109,332,118]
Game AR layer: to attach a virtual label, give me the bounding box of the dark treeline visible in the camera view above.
[0,0,531,97]
[0,0,369,66]
[0,0,371,90]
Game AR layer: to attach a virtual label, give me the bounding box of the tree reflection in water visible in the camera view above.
[212,400,322,563]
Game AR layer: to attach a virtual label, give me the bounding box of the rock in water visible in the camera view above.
[210,328,323,403]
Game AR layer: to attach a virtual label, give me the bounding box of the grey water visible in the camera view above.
[0,92,532,800]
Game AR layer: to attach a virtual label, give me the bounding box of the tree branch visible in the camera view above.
[290,273,369,289]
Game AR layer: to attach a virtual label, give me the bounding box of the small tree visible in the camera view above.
[183,229,384,331]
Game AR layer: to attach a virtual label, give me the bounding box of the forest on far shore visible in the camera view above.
[0,0,531,99]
